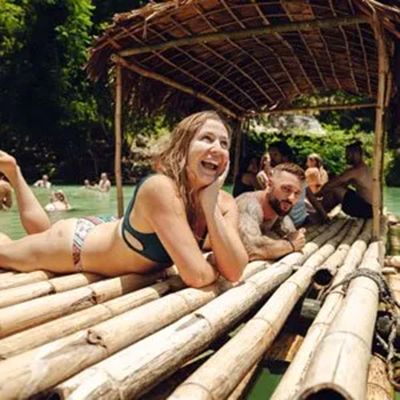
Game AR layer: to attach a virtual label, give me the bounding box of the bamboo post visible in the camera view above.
[232,118,244,185]
[114,62,124,217]
[297,241,384,400]
[271,219,370,400]
[372,20,390,240]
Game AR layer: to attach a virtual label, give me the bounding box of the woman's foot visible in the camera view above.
[0,151,18,182]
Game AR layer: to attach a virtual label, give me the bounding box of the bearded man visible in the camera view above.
[236,163,306,261]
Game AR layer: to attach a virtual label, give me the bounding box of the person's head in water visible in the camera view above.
[266,163,305,216]
[268,140,293,167]
[345,141,363,166]
[154,110,231,225]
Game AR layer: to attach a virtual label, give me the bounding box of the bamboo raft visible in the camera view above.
[0,215,397,399]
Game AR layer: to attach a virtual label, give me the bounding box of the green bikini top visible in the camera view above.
[122,175,172,265]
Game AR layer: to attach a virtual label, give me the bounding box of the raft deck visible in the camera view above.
[0,215,395,399]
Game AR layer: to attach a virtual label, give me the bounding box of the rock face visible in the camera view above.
[125,134,159,183]
[252,114,326,136]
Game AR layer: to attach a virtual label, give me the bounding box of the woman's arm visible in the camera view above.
[203,190,248,281]
[139,176,222,288]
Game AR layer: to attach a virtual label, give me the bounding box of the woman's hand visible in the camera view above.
[199,160,229,215]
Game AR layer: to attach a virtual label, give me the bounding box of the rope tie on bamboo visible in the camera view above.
[321,268,400,389]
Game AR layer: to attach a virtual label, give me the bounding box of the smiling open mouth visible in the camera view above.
[201,161,218,171]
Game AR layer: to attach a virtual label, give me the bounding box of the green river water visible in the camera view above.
[0,185,399,398]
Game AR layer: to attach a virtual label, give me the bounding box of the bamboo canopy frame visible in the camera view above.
[86,0,400,226]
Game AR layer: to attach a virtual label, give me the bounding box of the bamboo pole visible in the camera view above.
[0,276,183,359]
[232,119,244,186]
[313,219,367,286]
[271,219,370,400]
[0,263,294,399]
[367,355,394,400]
[0,272,102,309]
[372,20,390,240]
[227,362,260,400]
[114,63,124,217]
[112,55,238,119]
[0,270,54,291]
[297,240,384,400]
[258,102,377,116]
[119,16,369,57]
[165,220,352,400]
[0,271,162,338]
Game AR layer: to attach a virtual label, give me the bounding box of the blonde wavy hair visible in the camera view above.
[153,110,232,228]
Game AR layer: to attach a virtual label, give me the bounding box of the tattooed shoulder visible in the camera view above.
[236,192,263,224]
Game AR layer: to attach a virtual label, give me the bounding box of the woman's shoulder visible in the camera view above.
[138,174,180,204]
[140,174,177,192]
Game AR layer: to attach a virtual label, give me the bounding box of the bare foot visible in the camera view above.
[0,151,18,181]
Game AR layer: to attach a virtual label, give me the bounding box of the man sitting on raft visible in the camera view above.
[317,141,373,219]
[0,110,248,288]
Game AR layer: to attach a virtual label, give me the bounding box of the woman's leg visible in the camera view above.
[0,219,77,273]
[0,151,50,234]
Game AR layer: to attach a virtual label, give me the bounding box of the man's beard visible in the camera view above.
[268,193,293,216]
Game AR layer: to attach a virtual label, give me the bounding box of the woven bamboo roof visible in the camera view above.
[87,0,400,119]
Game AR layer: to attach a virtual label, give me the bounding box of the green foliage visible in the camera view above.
[0,0,26,57]
[247,121,374,176]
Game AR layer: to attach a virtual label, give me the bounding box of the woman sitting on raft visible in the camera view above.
[0,111,248,288]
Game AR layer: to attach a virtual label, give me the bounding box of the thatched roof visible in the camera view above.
[87,0,400,119]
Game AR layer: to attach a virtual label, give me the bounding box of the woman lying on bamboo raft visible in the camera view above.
[0,111,248,287]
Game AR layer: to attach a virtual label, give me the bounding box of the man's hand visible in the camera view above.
[287,228,306,251]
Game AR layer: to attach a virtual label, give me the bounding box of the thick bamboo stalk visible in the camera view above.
[367,355,394,400]
[52,258,310,400]
[313,219,367,286]
[114,63,123,217]
[165,221,352,400]
[0,276,183,359]
[271,219,370,400]
[0,271,162,338]
[372,20,390,239]
[298,241,384,400]
[119,15,369,57]
[227,362,260,400]
[0,272,102,309]
[0,270,54,290]
[233,119,243,185]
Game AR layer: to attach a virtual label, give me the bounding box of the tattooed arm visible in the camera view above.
[236,193,294,261]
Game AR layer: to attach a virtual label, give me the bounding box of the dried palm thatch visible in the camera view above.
[86,0,400,119]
